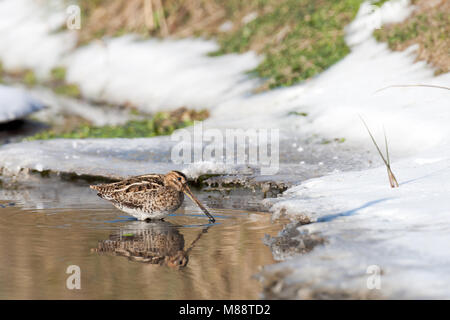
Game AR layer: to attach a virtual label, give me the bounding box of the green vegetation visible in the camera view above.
[0,64,81,98]
[49,66,82,98]
[374,0,449,75]
[23,70,37,86]
[53,83,81,98]
[79,0,365,89]
[288,111,308,117]
[372,0,390,7]
[213,0,364,89]
[27,108,209,140]
[375,17,424,46]
[122,233,135,237]
[50,66,67,81]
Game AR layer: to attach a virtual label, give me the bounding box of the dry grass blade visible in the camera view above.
[359,116,399,188]
[144,0,154,30]
[383,127,399,188]
[375,84,450,94]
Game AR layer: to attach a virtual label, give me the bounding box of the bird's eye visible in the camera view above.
[177,177,182,182]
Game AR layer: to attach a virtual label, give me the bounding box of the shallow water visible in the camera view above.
[0,177,284,299]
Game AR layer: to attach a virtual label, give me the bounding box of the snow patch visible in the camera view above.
[63,36,261,111]
[0,0,76,78]
[0,85,44,123]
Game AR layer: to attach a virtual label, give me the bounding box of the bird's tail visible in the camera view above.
[90,185,101,191]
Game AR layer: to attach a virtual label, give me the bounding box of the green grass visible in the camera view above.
[27,111,206,140]
[50,66,67,81]
[79,0,365,89]
[0,64,81,98]
[50,66,82,98]
[23,70,37,86]
[211,0,365,89]
[53,83,81,98]
[372,0,390,7]
[374,19,423,47]
[373,1,449,75]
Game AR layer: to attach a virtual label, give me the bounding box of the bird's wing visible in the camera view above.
[90,175,164,195]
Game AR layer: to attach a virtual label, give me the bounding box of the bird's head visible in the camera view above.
[166,250,189,269]
[164,171,215,223]
[164,170,188,192]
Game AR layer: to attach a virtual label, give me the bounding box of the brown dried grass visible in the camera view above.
[375,0,449,75]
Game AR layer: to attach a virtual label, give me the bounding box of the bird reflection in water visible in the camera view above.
[93,221,209,268]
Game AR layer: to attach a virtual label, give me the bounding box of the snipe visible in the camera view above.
[90,171,215,222]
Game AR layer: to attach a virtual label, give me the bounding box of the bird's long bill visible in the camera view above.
[183,186,215,223]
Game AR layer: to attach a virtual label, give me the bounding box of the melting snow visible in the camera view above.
[0,85,44,123]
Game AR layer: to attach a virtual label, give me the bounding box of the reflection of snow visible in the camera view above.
[0,85,44,123]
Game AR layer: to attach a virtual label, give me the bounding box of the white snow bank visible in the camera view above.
[0,137,178,178]
[0,0,76,78]
[0,85,44,123]
[63,35,261,111]
[0,138,257,180]
[27,86,132,126]
[263,145,450,298]
[0,0,261,111]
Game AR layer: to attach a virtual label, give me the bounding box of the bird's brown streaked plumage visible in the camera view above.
[90,171,215,222]
[93,221,189,268]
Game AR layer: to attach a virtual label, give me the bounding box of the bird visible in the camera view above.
[93,220,189,268]
[90,170,215,223]
[93,220,210,269]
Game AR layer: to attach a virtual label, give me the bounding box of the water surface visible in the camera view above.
[0,178,283,299]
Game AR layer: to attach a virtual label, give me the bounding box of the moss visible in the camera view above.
[23,70,37,86]
[372,0,390,7]
[0,64,82,98]
[53,84,81,98]
[50,66,67,81]
[49,66,82,98]
[27,108,209,140]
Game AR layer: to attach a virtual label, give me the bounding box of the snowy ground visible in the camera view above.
[0,0,449,298]
[257,1,450,298]
[0,85,44,123]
